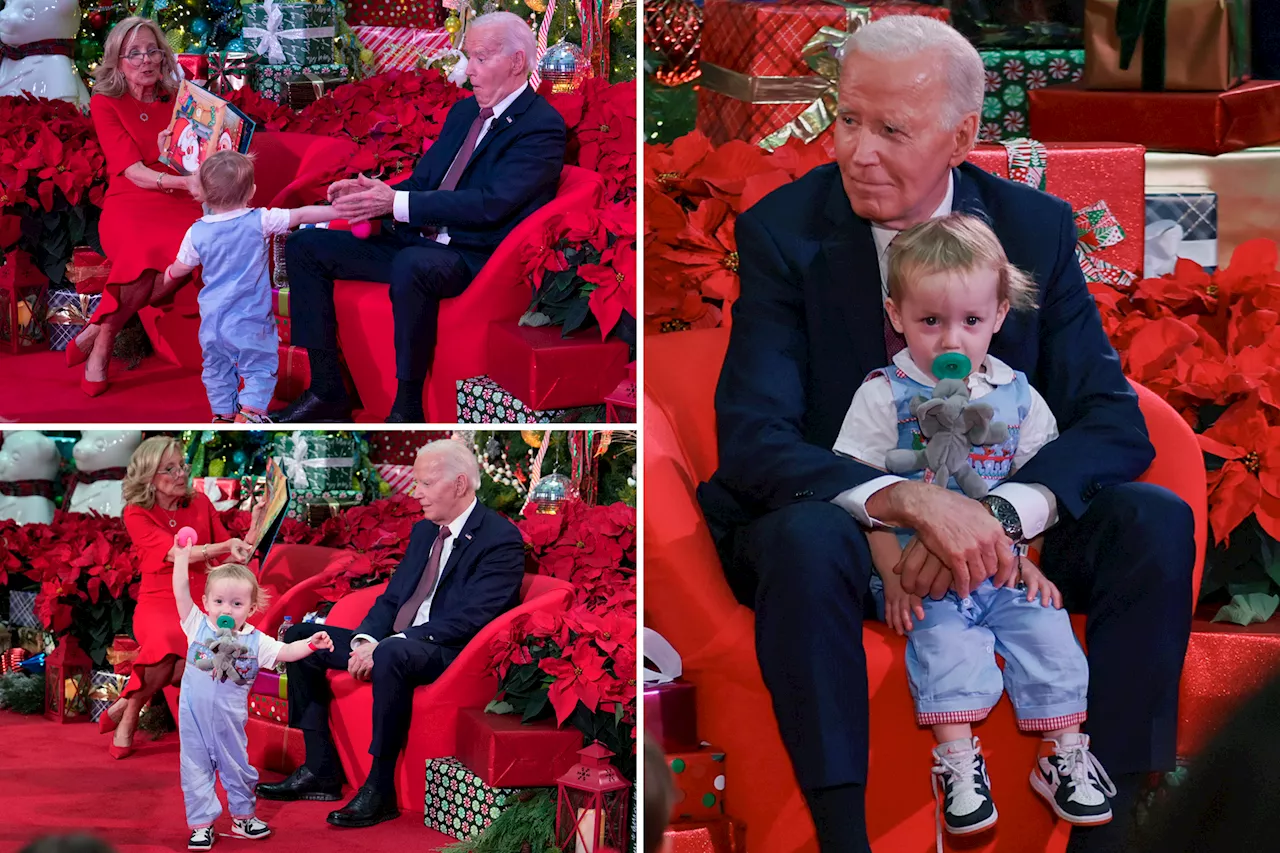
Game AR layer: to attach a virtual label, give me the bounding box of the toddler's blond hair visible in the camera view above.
[204,563,270,614]
[197,150,256,210]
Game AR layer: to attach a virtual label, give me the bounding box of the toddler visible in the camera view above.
[833,213,1115,841]
[172,536,333,850]
[164,150,337,423]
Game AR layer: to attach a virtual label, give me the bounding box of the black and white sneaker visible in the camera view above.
[187,826,215,851]
[231,817,272,840]
[931,736,998,840]
[1030,732,1117,825]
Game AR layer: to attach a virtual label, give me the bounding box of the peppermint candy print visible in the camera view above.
[1002,113,1026,134]
[1048,57,1073,78]
[1002,58,1026,79]
[979,48,1083,141]
[1026,69,1048,89]
[422,757,526,840]
[985,69,1002,93]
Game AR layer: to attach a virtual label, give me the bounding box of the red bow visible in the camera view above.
[0,39,75,61]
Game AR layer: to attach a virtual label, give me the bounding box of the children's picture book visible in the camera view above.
[159,79,256,175]
[249,457,290,571]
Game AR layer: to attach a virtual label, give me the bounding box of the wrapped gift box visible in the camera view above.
[1177,611,1280,757]
[979,48,1083,142]
[374,463,415,496]
[243,3,337,67]
[1082,0,1249,91]
[88,670,126,723]
[645,679,699,753]
[252,62,348,105]
[697,0,949,147]
[273,286,290,319]
[367,431,451,465]
[206,50,257,95]
[423,756,525,840]
[64,247,110,295]
[917,0,1082,48]
[246,715,306,774]
[274,344,310,404]
[273,433,357,492]
[8,590,38,629]
[457,376,595,424]
[347,0,443,28]
[177,53,208,86]
[105,635,138,676]
[668,746,728,822]
[252,670,288,699]
[1029,81,1280,155]
[44,289,101,352]
[456,708,583,788]
[666,816,748,853]
[1145,187,1218,274]
[351,25,452,73]
[967,140,1145,283]
[282,70,350,110]
[249,693,288,724]
[488,322,631,410]
[286,488,363,522]
[277,317,291,345]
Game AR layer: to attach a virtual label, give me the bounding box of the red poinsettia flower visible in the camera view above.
[1198,395,1280,542]
[540,637,609,724]
[664,198,740,310]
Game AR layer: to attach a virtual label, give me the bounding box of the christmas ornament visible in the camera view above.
[226,37,246,51]
[88,12,106,30]
[486,436,502,461]
[644,0,702,86]
[444,13,461,34]
[528,472,576,515]
[538,40,587,94]
[521,430,543,448]
[232,450,248,470]
[526,0,546,11]
[190,17,209,37]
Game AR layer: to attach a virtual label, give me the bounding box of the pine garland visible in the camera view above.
[0,672,46,715]
[439,789,560,853]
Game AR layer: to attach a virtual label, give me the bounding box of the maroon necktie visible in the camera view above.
[438,106,495,193]
[392,525,452,633]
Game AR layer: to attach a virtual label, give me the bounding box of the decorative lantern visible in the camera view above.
[555,742,631,853]
[603,365,636,424]
[0,250,50,355]
[538,40,588,94]
[44,635,92,723]
[529,472,577,515]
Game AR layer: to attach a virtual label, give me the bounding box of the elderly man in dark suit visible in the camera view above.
[697,15,1194,853]
[257,439,524,827]
[279,10,567,423]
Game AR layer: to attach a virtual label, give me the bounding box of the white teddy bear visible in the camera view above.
[67,430,142,517]
[0,0,91,107]
[0,432,60,526]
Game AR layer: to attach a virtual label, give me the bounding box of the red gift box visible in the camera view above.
[350,26,452,73]
[367,431,452,464]
[277,316,291,345]
[177,53,208,85]
[274,344,310,404]
[668,745,728,822]
[456,708,584,788]
[1029,81,1280,156]
[487,322,631,410]
[644,679,699,752]
[1177,610,1280,758]
[665,817,747,853]
[246,716,305,774]
[965,140,1145,283]
[345,0,443,28]
[272,286,290,319]
[251,671,287,699]
[249,694,289,724]
[64,247,111,295]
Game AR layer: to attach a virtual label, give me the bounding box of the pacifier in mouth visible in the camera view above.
[932,352,972,381]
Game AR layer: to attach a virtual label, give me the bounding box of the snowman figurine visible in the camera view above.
[67,430,142,517]
[0,0,91,107]
[0,432,60,525]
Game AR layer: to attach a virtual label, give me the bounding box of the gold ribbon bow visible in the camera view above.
[46,293,98,326]
[88,674,124,704]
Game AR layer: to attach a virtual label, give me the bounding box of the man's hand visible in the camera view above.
[875,481,1014,598]
[348,639,376,681]
[331,174,395,223]
[327,177,363,202]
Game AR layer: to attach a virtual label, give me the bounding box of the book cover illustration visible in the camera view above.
[159,79,257,175]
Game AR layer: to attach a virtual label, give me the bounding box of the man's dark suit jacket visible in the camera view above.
[699,161,1156,551]
[355,502,525,665]
[394,85,567,266]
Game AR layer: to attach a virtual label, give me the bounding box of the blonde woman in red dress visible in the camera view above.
[69,17,203,397]
[98,436,262,759]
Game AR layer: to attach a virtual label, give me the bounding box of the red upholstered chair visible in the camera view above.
[331,165,605,422]
[643,328,1208,853]
[141,132,360,370]
[319,573,575,811]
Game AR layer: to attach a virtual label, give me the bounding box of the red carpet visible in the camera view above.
[0,711,455,853]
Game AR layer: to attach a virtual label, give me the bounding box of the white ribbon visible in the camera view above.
[243,0,335,65]
[279,435,352,489]
[1144,219,1219,278]
[200,477,240,512]
[641,628,682,685]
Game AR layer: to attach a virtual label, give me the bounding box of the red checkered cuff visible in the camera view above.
[1017,712,1087,732]
[916,708,992,726]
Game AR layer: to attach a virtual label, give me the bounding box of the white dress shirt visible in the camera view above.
[831,173,1060,539]
[352,497,479,649]
[391,82,529,246]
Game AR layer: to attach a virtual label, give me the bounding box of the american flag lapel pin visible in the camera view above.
[505,116,512,124]
[465,533,473,541]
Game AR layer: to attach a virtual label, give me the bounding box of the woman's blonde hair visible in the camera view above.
[887,212,1038,312]
[93,17,181,99]
[198,151,256,209]
[205,563,271,615]
[122,436,192,508]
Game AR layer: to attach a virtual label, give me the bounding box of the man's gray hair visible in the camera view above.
[417,439,483,491]
[468,11,538,75]
[839,16,984,130]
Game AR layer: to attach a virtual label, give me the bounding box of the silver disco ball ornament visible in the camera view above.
[529,473,578,515]
[538,41,588,94]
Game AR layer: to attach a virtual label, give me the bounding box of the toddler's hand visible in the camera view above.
[307,631,334,652]
[884,587,926,636]
[172,534,194,560]
[1019,560,1063,609]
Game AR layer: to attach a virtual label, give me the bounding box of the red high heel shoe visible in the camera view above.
[108,737,134,760]
[98,708,120,735]
[81,375,110,397]
[65,337,92,368]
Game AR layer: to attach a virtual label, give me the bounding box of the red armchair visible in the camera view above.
[143,132,359,370]
[644,328,1207,853]
[331,165,605,421]
[318,573,575,811]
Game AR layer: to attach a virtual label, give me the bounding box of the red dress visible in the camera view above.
[89,92,204,323]
[121,491,229,699]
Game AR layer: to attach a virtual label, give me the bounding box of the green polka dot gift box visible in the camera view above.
[667,746,728,822]
[423,757,539,840]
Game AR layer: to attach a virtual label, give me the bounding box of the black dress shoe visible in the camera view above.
[384,409,424,424]
[326,786,400,828]
[256,766,344,801]
[275,390,353,423]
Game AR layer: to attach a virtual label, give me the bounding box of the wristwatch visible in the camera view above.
[980,494,1023,541]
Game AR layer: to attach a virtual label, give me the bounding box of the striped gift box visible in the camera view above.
[352,26,452,74]
[8,590,38,629]
[375,464,415,496]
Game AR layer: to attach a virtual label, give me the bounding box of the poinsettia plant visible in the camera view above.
[0,95,107,283]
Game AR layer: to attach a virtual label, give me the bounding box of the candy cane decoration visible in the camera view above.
[520,429,555,516]
[529,0,556,89]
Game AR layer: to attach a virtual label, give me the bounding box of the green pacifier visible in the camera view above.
[216,615,236,630]
[932,352,972,381]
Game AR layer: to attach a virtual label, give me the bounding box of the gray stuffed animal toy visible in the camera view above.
[884,378,1010,499]
[194,615,251,684]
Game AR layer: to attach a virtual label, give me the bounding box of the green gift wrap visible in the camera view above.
[980,48,1083,141]
[423,757,529,840]
[251,61,349,104]
[273,432,358,492]
[286,487,363,522]
[242,0,336,67]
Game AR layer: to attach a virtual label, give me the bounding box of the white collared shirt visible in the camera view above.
[391,82,529,245]
[353,497,479,648]
[830,173,1059,539]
